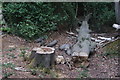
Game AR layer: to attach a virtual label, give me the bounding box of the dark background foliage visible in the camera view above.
[82,2,115,32]
[2,2,115,39]
[3,2,69,40]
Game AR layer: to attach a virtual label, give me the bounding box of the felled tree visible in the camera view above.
[71,13,96,59]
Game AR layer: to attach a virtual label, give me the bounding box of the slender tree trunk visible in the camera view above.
[63,3,78,28]
[0,2,3,27]
[115,1,120,24]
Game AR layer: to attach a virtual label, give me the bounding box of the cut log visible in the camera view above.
[35,37,45,43]
[59,44,71,51]
[47,40,58,47]
[71,13,96,59]
[28,47,55,69]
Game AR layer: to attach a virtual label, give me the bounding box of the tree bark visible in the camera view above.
[115,1,120,24]
[71,13,96,59]
[28,47,55,69]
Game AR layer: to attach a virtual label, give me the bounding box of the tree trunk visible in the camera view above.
[63,3,78,28]
[71,13,96,59]
[115,1,120,24]
[28,47,55,69]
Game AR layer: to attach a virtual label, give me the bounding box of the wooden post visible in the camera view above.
[28,47,55,69]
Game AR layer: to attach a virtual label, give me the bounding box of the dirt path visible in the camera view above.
[1,31,119,78]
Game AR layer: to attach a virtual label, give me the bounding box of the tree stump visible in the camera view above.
[28,47,55,69]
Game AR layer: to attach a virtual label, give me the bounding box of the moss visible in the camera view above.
[26,58,36,69]
[103,39,120,57]
[82,38,85,41]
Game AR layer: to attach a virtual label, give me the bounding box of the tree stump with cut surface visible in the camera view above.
[28,47,55,69]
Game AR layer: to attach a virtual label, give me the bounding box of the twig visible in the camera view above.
[75,3,78,18]
[95,38,119,51]
[62,54,72,70]
[66,62,72,70]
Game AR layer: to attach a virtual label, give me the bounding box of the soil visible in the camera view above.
[1,30,120,79]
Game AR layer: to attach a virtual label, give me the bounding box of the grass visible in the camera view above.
[0,49,2,52]
[3,48,16,52]
[77,65,89,78]
[43,68,51,74]
[3,72,14,78]
[38,74,44,78]
[2,62,15,78]
[19,50,26,57]
[78,69,89,78]
[30,69,37,76]
[20,47,29,50]
[2,62,15,69]
[6,53,16,58]
[49,70,59,78]
[103,39,120,57]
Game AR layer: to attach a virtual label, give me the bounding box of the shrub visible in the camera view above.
[0,27,11,33]
[3,2,68,40]
[83,2,115,32]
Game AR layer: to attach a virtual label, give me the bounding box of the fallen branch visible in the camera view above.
[66,31,78,37]
[95,38,119,51]
[101,38,119,48]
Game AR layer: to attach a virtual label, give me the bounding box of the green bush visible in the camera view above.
[3,2,114,38]
[83,2,115,32]
[0,27,11,33]
[3,2,68,40]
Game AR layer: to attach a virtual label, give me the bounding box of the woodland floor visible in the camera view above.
[1,30,120,79]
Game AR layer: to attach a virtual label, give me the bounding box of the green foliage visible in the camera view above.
[3,48,16,52]
[77,69,89,78]
[30,69,37,75]
[6,53,16,58]
[0,27,11,33]
[20,47,29,50]
[103,39,120,57]
[61,3,77,27]
[19,50,26,58]
[3,2,115,37]
[3,72,14,78]
[2,62,15,69]
[3,2,69,40]
[83,2,115,32]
